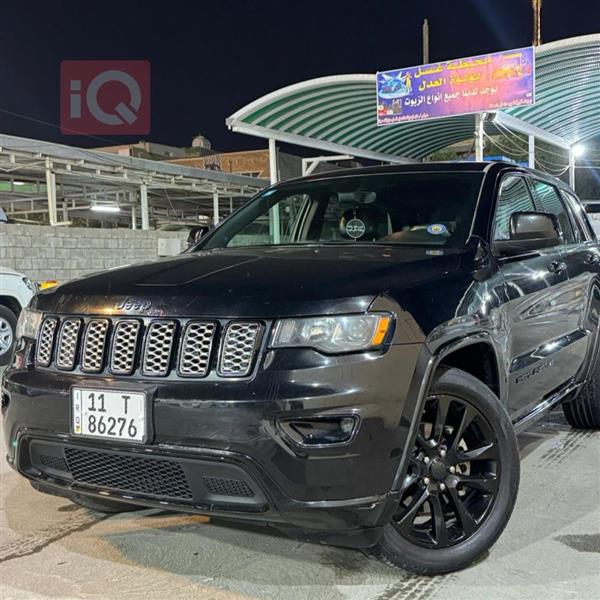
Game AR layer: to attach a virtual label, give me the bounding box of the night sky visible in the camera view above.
[1,0,599,152]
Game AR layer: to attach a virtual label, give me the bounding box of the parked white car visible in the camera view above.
[0,267,36,365]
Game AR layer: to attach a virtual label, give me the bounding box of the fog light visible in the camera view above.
[279,416,358,446]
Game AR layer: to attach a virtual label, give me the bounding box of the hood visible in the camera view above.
[0,266,25,277]
[33,245,468,318]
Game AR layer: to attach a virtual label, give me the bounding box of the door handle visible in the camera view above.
[548,261,567,274]
[584,252,600,265]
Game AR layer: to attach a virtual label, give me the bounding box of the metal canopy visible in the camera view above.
[227,34,600,162]
[0,134,268,227]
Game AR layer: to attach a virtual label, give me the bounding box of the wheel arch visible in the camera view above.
[0,296,21,317]
[391,332,507,493]
[438,339,504,404]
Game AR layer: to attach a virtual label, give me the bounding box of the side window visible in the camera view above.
[562,190,596,241]
[493,176,535,240]
[530,180,577,244]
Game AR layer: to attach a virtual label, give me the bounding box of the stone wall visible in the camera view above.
[0,224,188,282]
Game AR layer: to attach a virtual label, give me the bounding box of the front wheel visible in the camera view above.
[0,305,17,366]
[372,368,520,574]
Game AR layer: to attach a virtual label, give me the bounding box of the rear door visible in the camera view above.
[493,174,571,421]
[550,187,600,381]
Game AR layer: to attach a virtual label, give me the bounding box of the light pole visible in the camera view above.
[532,0,542,46]
[570,144,585,191]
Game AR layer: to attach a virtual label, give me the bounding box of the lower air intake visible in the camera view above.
[64,447,193,500]
[202,476,255,498]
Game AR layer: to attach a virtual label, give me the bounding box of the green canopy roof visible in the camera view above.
[227,35,600,163]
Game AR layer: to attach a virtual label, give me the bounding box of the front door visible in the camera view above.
[493,174,572,422]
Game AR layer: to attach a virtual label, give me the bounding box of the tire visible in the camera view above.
[371,367,520,575]
[71,493,143,514]
[563,355,600,429]
[0,305,18,366]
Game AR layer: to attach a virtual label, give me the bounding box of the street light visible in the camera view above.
[91,204,121,213]
[572,144,586,158]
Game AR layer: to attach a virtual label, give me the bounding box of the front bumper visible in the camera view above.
[2,342,422,547]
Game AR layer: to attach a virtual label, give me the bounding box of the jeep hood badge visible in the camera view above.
[115,298,152,312]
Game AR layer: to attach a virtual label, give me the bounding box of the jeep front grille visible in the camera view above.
[142,320,177,376]
[178,321,216,376]
[35,315,261,378]
[110,320,141,375]
[36,317,58,367]
[55,319,81,370]
[218,322,262,377]
[81,319,109,373]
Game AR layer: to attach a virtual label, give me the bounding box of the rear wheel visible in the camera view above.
[0,305,17,366]
[372,368,520,574]
[71,494,143,514]
[563,355,600,429]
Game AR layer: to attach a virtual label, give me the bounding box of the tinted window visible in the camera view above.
[493,176,535,240]
[530,180,576,244]
[562,190,596,241]
[198,173,484,250]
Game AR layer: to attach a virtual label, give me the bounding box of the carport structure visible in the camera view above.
[0,134,268,228]
[227,34,600,188]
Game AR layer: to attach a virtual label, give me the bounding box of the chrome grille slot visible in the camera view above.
[56,319,82,370]
[36,315,263,378]
[110,320,141,375]
[218,322,261,377]
[36,317,58,366]
[178,321,216,377]
[81,319,109,373]
[142,320,177,376]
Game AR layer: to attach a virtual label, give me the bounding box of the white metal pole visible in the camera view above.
[45,158,58,226]
[528,136,535,169]
[474,114,485,162]
[268,138,280,243]
[269,138,279,185]
[213,188,220,225]
[569,150,576,190]
[130,191,137,229]
[140,183,149,230]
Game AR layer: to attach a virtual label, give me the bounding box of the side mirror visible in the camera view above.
[495,211,562,257]
[187,225,211,247]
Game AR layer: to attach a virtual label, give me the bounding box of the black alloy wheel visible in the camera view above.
[393,393,500,549]
[372,368,519,574]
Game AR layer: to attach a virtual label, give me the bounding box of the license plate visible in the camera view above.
[71,388,146,443]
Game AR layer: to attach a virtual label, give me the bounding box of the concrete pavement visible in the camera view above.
[1,374,599,599]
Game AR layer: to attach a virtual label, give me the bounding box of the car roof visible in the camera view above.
[279,160,571,192]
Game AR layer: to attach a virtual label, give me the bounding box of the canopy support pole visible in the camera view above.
[268,138,280,243]
[528,136,535,168]
[569,150,576,190]
[475,114,485,162]
[130,190,137,229]
[140,183,149,230]
[213,188,220,225]
[45,158,58,226]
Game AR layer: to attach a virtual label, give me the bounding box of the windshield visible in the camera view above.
[196,172,484,250]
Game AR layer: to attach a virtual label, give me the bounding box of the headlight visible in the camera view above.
[16,308,42,340]
[271,314,392,354]
[21,277,37,293]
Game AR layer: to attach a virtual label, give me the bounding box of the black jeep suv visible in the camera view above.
[2,162,599,574]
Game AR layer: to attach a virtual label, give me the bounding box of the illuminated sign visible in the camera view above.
[376,47,535,125]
